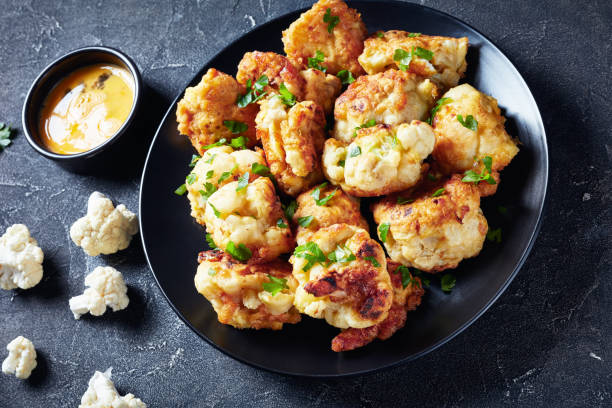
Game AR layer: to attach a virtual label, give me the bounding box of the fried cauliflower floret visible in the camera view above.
[255,96,326,196]
[333,69,438,142]
[372,175,488,273]
[300,68,342,115]
[359,31,468,89]
[195,250,301,329]
[323,122,435,197]
[2,336,37,380]
[236,51,305,100]
[292,183,367,245]
[79,368,146,408]
[432,84,519,175]
[186,146,267,225]
[282,0,367,76]
[70,192,138,257]
[290,224,392,329]
[331,260,425,352]
[204,177,294,261]
[176,68,258,155]
[69,266,130,319]
[0,224,44,290]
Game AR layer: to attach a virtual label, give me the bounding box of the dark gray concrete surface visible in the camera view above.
[0,0,610,406]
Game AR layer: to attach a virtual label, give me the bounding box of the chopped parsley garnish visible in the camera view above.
[462,156,496,185]
[397,196,414,205]
[393,46,433,71]
[412,269,430,288]
[363,256,381,267]
[441,273,456,293]
[203,138,227,150]
[338,159,345,167]
[186,173,197,185]
[208,202,221,217]
[204,153,216,164]
[427,97,452,125]
[237,75,268,107]
[251,162,272,177]
[336,69,355,85]
[297,215,314,227]
[293,241,326,271]
[353,119,376,137]
[223,120,248,134]
[199,183,217,200]
[262,274,289,296]
[208,268,217,276]
[407,32,421,37]
[218,165,237,184]
[308,50,327,72]
[284,200,298,219]
[327,245,356,263]
[226,241,252,261]
[414,46,433,60]
[395,265,413,289]
[378,222,390,243]
[348,144,361,157]
[377,31,384,38]
[174,184,187,196]
[323,8,340,33]
[0,123,12,150]
[486,227,502,243]
[277,218,288,228]
[189,154,201,167]
[205,233,217,249]
[206,170,214,180]
[457,114,478,131]
[278,83,296,106]
[311,182,336,206]
[431,188,445,197]
[427,173,438,181]
[236,172,249,191]
[230,136,248,149]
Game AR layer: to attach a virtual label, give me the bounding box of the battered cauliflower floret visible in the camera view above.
[331,260,425,352]
[69,266,130,319]
[255,96,326,196]
[432,84,519,175]
[195,250,301,329]
[70,192,138,257]
[333,69,439,142]
[176,68,258,155]
[2,336,37,380]
[372,175,488,273]
[0,224,44,290]
[359,31,469,89]
[282,0,367,76]
[299,68,342,115]
[204,177,294,261]
[292,183,368,244]
[290,224,392,329]
[236,51,305,100]
[79,368,146,408]
[186,146,267,225]
[323,121,435,197]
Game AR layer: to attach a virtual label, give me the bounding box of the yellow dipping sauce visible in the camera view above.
[39,63,134,154]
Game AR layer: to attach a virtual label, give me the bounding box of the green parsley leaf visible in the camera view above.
[203,138,227,150]
[377,31,384,38]
[277,218,288,228]
[278,83,296,106]
[336,69,355,85]
[199,183,217,200]
[218,165,237,184]
[208,202,221,218]
[431,188,445,197]
[293,241,326,271]
[395,265,413,289]
[427,173,438,181]
[206,170,214,180]
[208,268,217,276]
[205,233,217,249]
[427,97,452,125]
[378,222,390,243]
[407,32,421,37]
[223,120,248,134]
[0,123,12,150]
[251,162,271,177]
[353,119,377,137]
[204,153,216,164]
[413,46,434,60]
[441,274,456,293]
[236,172,249,191]
[393,48,413,71]
[348,144,361,157]
[397,196,414,205]
[461,156,496,185]
[323,8,340,33]
[174,184,187,196]
[297,215,314,227]
[482,155,493,173]
[284,200,298,219]
[226,241,252,261]
[486,227,502,243]
[262,274,289,296]
[311,182,337,206]
[230,136,248,149]
[189,154,201,167]
[186,173,197,185]
[338,159,345,167]
[308,50,327,72]
[457,114,478,131]
[327,245,356,263]
[364,256,381,267]
[237,75,268,107]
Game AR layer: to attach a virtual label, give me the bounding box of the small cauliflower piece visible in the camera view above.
[1,336,37,379]
[195,250,301,329]
[0,224,44,290]
[69,266,129,319]
[323,121,435,197]
[70,192,138,257]
[176,68,259,155]
[359,31,469,89]
[255,96,326,196]
[290,224,392,329]
[79,368,146,408]
[299,68,342,115]
[372,175,488,272]
[236,51,305,100]
[282,0,367,76]
[204,177,294,262]
[186,146,267,225]
[432,83,519,175]
[333,69,438,143]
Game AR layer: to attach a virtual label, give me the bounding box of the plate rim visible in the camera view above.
[139,0,549,378]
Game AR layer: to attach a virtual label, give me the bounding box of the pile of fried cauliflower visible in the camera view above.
[176,0,519,352]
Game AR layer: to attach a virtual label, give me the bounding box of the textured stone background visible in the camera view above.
[0,0,610,407]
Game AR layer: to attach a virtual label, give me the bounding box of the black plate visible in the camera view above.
[139,1,548,377]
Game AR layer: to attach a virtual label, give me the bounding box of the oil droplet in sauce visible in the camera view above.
[39,64,134,154]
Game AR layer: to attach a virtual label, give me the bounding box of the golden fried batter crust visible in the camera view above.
[236,51,305,100]
[300,68,342,115]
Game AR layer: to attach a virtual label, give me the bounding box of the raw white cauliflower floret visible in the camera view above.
[79,368,146,408]
[0,224,44,290]
[69,266,130,319]
[70,192,139,256]
[1,336,37,379]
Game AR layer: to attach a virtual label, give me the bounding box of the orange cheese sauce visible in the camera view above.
[39,64,134,154]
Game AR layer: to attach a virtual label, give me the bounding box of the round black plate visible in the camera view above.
[139,1,548,377]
